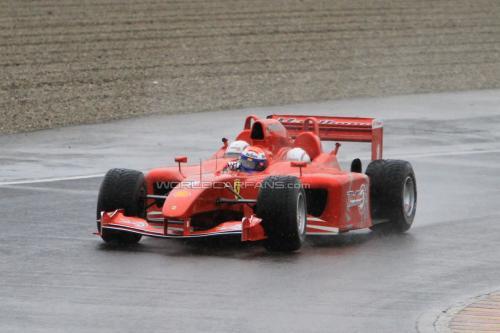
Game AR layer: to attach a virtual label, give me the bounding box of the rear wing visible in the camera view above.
[268,114,383,160]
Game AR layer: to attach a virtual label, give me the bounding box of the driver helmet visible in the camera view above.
[240,146,268,172]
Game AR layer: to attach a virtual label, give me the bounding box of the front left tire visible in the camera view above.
[96,168,146,244]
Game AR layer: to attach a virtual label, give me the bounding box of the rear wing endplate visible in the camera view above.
[268,114,383,160]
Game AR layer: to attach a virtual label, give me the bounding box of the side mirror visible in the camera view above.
[291,161,307,177]
[175,156,188,164]
[175,156,187,177]
[291,161,307,168]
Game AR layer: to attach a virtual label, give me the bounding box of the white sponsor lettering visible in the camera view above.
[277,117,370,127]
[347,184,367,212]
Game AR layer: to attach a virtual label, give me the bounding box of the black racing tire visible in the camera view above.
[256,176,307,252]
[96,168,146,244]
[366,159,417,233]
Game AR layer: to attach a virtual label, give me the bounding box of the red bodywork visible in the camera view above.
[100,114,384,240]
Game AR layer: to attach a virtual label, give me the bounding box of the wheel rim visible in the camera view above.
[403,176,416,217]
[296,192,306,234]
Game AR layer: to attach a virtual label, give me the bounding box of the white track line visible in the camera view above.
[1,147,499,187]
[0,185,97,194]
[0,173,104,186]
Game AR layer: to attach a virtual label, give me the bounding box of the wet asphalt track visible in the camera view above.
[1,90,500,332]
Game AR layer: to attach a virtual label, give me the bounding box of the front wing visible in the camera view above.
[98,210,339,241]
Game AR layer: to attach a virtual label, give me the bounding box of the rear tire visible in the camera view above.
[366,159,417,233]
[256,176,307,252]
[96,168,146,244]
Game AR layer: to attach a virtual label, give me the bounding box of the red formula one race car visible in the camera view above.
[96,115,417,252]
